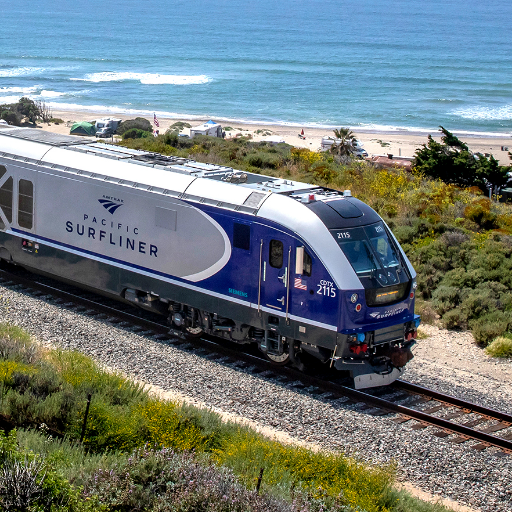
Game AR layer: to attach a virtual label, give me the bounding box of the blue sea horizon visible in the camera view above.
[1,0,511,136]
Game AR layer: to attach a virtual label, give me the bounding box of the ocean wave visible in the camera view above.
[0,66,45,77]
[451,105,512,121]
[39,90,68,98]
[71,72,211,85]
[0,96,25,105]
[0,89,92,106]
[0,86,40,95]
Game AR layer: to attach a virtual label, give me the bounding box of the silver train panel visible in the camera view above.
[35,171,231,282]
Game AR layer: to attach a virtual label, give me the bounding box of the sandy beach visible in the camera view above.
[39,109,512,165]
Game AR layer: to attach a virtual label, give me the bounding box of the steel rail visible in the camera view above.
[1,266,511,454]
[394,379,512,424]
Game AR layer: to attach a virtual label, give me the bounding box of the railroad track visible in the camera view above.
[1,265,511,456]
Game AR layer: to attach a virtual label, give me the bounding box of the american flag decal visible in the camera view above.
[294,278,307,290]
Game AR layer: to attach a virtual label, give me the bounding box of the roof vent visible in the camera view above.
[343,190,352,197]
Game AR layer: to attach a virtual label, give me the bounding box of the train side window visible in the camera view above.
[0,176,13,226]
[269,239,283,268]
[233,223,250,250]
[303,251,312,276]
[295,246,312,276]
[18,179,33,229]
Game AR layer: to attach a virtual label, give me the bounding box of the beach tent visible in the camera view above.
[70,121,96,136]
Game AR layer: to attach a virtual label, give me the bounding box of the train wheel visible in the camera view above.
[183,326,203,339]
[266,352,290,366]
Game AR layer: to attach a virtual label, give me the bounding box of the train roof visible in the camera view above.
[0,125,354,214]
[0,126,414,288]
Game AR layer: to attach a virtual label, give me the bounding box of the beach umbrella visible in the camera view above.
[301,129,304,135]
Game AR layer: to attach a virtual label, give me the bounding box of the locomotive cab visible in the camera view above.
[301,194,419,387]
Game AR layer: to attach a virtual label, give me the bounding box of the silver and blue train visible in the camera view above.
[0,126,420,388]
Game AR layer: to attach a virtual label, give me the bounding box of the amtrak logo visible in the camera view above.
[370,306,406,319]
[98,199,123,214]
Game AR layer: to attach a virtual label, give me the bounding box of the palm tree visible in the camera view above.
[330,127,357,158]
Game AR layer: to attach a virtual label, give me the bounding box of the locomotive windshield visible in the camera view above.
[331,222,410,305]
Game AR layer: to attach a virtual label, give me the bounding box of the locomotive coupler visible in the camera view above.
[378,340,415,368]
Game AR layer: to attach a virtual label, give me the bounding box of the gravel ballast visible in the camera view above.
[1,283,511,512]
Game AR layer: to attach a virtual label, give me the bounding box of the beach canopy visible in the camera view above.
[206,120,216,125]
[70,121,96,136]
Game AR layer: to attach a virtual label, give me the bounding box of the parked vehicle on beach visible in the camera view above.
[95,118,122,138]
[95,127,114,138]
[0,126,419,389]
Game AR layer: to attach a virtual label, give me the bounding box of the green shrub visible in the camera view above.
[0,110,20,126]
[431,286,461,316]
[440,308,468,330]
[116,117,153,135]
[243,151,283,169]
[169,121,191,131]
[470,310,512,345]
[485,336,512,358]
[122,128,151,139]
[414,298,438,324]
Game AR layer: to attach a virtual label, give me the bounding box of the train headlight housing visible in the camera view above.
[350,293,358,303]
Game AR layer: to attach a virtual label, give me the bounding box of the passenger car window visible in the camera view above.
[233,223,250,250]
[18,179,33,229]
[269,239,283,268]
[0,176,13,227]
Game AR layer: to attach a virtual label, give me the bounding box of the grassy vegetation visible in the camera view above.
[485,335,512,358]
[0,324,452,511]
[117,133,512,352]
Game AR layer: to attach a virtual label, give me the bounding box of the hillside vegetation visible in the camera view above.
[0,324,450,512]
[119,130,512,351]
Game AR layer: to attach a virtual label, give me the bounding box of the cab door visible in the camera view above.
[258,237,291,318]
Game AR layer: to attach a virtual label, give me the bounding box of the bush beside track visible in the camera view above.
[0,323,452,511]
[118,133,512,351]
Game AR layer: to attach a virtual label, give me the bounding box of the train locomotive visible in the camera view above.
[0,126,420,388]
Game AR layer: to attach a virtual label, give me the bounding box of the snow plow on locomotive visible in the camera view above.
[0,126,420,388]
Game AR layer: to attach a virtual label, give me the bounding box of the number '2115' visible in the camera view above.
[317,284,336,297]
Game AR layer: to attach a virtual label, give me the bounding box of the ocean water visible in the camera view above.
[0,0,511,135]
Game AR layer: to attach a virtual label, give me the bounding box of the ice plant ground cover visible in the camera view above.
[0,323,451,511]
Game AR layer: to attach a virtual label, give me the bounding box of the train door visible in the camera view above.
[258,236,291,320]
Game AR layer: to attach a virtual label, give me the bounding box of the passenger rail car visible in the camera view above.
[0,126,419,388]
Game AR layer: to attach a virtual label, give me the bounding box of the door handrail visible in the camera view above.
[285,245,291,324]
[257,239,263,315]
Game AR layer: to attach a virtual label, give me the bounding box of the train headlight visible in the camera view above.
[350,293,358,303]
